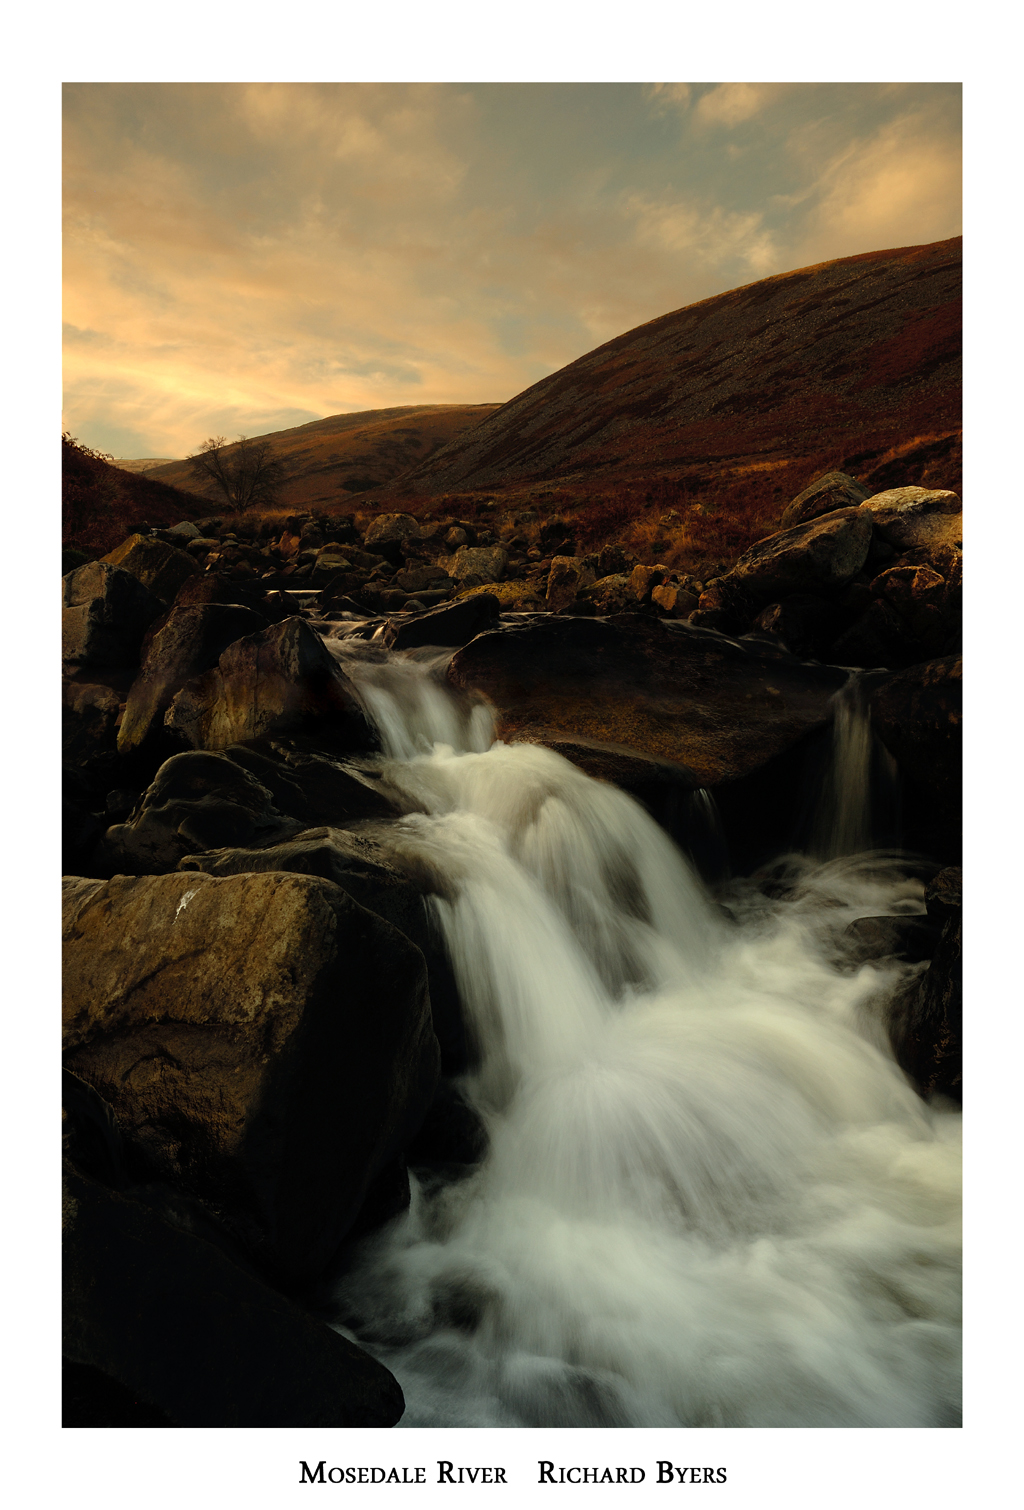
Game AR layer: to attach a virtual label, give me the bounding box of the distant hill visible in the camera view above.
[62,435,213,559]
[111,458,179,474]
[387,238,960,570]
[146,404,502,510]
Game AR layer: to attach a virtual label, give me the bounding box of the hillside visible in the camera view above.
[62,435,213,560]
[385,238,960,571]
[145,404,501,511]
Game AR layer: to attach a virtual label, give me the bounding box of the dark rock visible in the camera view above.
[63,561,163,670]
[728,507,873,600]
[829,598,923,668]
[842,914,939,965]
[887,911,961,1101]
[222,737,399,826]
[63,681,120,770]
[545,555,597,612]
[63,1162,405,1424]
[101,534,200,603]
[925,866,961,926]
[449,545,508,584]
[63,869,440,1284]
[165,616,375,752]
[379,592,502,650]
[364,513,421,547]
[93,750,296,875]
[447,614,847,786]
[780,471,871,530]
[753,594,843,658]
[119,604,269,754]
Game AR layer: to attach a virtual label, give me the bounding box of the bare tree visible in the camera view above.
[186,435,286,511]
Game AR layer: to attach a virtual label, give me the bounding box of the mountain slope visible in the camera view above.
[145,404,501,511]
[394,239,960,505]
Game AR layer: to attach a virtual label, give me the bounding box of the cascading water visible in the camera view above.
[322,636,961,1428]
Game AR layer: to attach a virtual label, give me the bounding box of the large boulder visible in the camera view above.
[447,615,847,786]
[546,555,597,612]
[102,534,200,603]
[868,654,962,860]
[221,737,399,827]
[63,681,121,771]
[62,562,163,670]
[781,471,872,530]
[62,869,440,1283]
[727,507,873,601]
[63,1161,404,1425]
[861,487,962,552]
[93,750,298,875]
[118,604,269,754]
[887,871,961,1101]
[448,544,508,584]
[379,592,501,650]
[165,616,374,752]
[394,563,452,596]
[364,513,421,547]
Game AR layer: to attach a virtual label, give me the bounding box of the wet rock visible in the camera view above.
[165,616,374,752]
[829,598,922,668]
[63,681,121,771]
[754,594,845,659]
[861,487,962,552]
[101,534,200,603]
[380,592,502,650]
[448,614,847,786]
[868,654,962,860]
[93,750,296,875]
[781,471,872,530]
[62,562,163,670]
[887,909,961,1101]
[842,914,939,965]
[925,866,961,926]
[63,1161,405,1425]
[118,604,269,754]
[727,507,873,600]
[546,555,597,612]
[221,737,399,826]
[63,869,440,1283]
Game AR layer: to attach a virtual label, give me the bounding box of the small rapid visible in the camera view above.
[322,638,961,1428]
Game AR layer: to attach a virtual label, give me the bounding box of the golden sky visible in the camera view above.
[62,82,961,458]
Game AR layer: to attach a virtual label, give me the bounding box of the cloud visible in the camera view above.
[623,193,779,277]
[694,83,789,128]
[644,83,692,112]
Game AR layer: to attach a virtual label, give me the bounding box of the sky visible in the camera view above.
[62,81,961,459]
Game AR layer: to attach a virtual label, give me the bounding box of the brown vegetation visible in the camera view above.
[63,435,212,559]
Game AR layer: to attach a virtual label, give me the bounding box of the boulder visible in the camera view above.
[781,471,872,530]
[861,487,962,552]
[829,598,923,668]
[166,521,202,541]
[394,563,453,595]
[583,574,639,615]
[842,915,939,966]
[165,616,374,752]
[727,507,873,600]
[93,750,297,875]
[118,604,269,754]
[887,908,961,1101]
[651,582,699,619]
[546,555,597,612]
[63,681,121,771]
[62,562,163,669]
[102,534,200,603]
[181,826,468,1073]
[221,737,399,826]
[380,592,502,650]
[63,1161,404,1425]
[449,545,508,584]
[868,654,962,860]
[364,513,421,547]
[447,615,847,786]
[753,594,844,659]
[925,866,961,926]
[62,869,440,1282]
[629,564,669,601]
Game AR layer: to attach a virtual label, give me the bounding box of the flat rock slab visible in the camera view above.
[447,614,848,786]
[62,869,439,1283]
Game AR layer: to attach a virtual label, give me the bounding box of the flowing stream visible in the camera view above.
[323,637,961,1428]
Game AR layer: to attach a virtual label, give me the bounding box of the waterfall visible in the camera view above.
[324,640,961,1429]
[810,674,900,860]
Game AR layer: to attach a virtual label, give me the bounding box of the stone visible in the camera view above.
[314,546,353,575]
[449,545,508,584]
[166,521,202,540]
[447,614,847,786]
[842,915,939,966]
[221,737,399,826]
[62,562,163,669]
[925,866,961,926]
[364,513,421,547]
[781,471,872,530]
[118,604,269,754]
[887,909,961,1101]
[101,534,200,603]
[753,594,844,659]
[394,563,452,595]
[165,616,374,753]
[596,544,637,578]
[545,555,597,612]
[63,1161,405,1425]
[63,869,440,1282]
[629,564,669,601]
[93,750,296,875]
[380,592,502,650]
[829,598,922,668]
[861,487,962,552]
[727,507,873,600]
[650,583,700,619]
[584,574,638,615]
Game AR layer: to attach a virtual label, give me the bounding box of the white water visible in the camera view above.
[325,639,961,1428]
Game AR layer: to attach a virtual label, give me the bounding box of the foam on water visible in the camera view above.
[324,641,961,1427]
